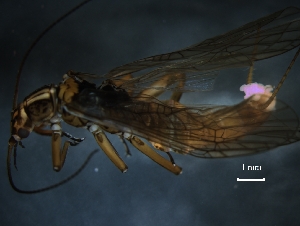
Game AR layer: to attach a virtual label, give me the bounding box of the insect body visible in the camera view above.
[7,5,300,192]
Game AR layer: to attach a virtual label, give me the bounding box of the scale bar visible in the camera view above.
[237,178,265,181]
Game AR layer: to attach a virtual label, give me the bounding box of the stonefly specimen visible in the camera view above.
[8,1,300,193]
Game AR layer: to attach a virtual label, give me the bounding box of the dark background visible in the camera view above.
[1,0,300,225]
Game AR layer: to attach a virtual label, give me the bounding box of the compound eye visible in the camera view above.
[17,128,30,139]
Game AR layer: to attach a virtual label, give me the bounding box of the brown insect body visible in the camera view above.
[7,4,300,193]
[66,80,299,159]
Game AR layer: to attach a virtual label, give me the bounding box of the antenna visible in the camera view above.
[8,0,93,194]
[12,0,91,110]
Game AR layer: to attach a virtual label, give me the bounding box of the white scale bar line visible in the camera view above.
[237,178,265,181]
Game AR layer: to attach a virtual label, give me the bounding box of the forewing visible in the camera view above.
[104,7,300,93]
[66,91,300,158]
[183,100,300,157]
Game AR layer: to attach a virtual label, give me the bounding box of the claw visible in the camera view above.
[119,135,132,157]
[62,131,85,146]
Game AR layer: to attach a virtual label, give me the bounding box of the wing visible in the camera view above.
[65,90,300,158]
[101,7,300,94]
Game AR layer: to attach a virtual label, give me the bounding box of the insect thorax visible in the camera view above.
[11,85,58,141]
[24,85,57,122]
[58,75,130,129]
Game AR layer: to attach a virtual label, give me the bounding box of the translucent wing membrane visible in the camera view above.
[8,3,300,193]
[115,71,218,94]
[102,7,300,94]
[66,91,300,158]
[67,7,300,159]
[187,100,300,157]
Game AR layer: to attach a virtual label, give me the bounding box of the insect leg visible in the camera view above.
[51,123,70,172]
[113,74,133,87]
[113,74,134,96]
[119,136,132,156]
[137,73,185,99]
[33,125,52,136]
[135,73,186,169]
[170,73,185,102]
[246,64,254,84]
[160,74,185,165]
[89,125,128,173]
[259,47,300,110]
[34,125,84,146]
[62,131,85,146]
[247,25,262,84]
[126,135,182,175]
